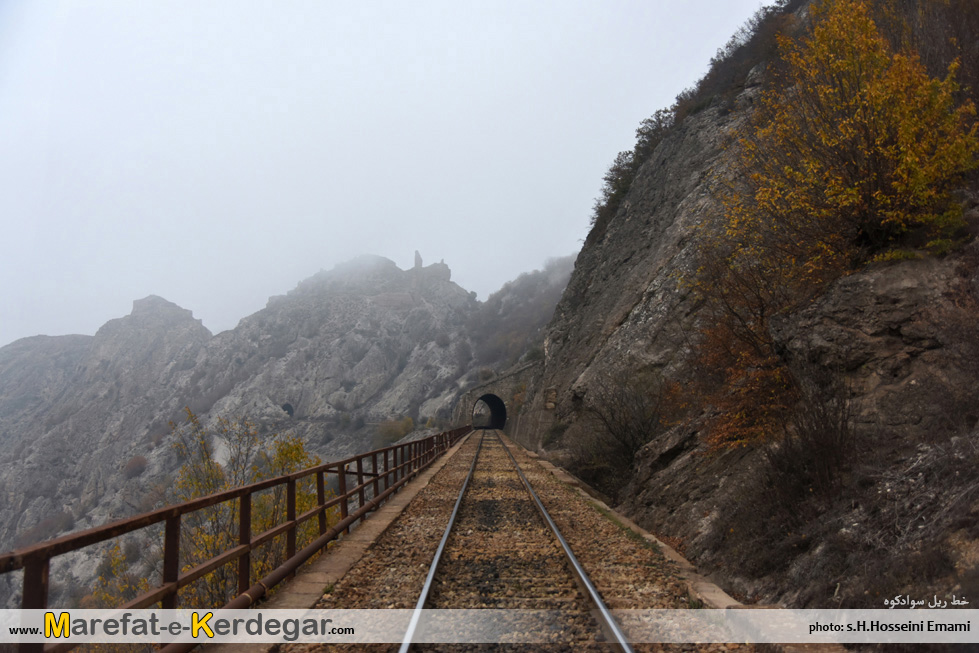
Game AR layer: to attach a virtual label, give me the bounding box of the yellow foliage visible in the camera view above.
[89,408,335,611]
[692,0,978,449]
[732,0,978,264]
[168,409,330,608]
[84,542,150,609]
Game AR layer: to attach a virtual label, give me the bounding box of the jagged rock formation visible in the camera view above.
[612,250,979,606]
[543,99,742,405]
[0,296,213,550]
[509,7,979,609]
[0,254,571,573]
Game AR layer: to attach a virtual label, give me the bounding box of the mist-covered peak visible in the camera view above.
[91,295,209,340]
[130,295,195,319]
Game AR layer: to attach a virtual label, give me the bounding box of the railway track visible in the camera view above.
[288,431,744,652]
[401,430,631,651]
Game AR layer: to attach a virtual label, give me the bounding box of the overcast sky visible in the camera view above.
[0,0,766,347]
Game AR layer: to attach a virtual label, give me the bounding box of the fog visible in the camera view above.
[0,1,767,347]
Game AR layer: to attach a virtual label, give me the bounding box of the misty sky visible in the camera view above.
[0,1,766,348]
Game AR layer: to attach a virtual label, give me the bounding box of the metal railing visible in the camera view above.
[0,425,471,653]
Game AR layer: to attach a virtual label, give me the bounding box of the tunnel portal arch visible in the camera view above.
[472,393,507,430]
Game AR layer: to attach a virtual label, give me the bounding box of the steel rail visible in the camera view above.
[399,429,634,652]
[398,430,484,653]
[495,430,635,653]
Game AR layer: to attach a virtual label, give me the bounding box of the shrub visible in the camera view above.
[585,373,667,472]
[375,417,414,445]
[13,511,75,549]
[764,376,853,512]
[541,421,568,448]
[123,455,148,479]
[564,373,671,499]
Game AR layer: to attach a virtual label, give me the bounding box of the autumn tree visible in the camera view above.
[870,0,979,105]
[731,0,978,265]
[169,409,323,607]
[80,541,154,650]
[91,409,328,610]
[84,542,149,609]
[694,0,978,447]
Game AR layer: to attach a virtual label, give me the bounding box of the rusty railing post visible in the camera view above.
[317,471,327,536]
[162,515,180,609]
[239,494,251,596]
[371,452,379,500]
[20,559,48,653]
[286,479,297,574]
[21,558,49,610]
[337,463,349,534]
[355,458,365,522]
[383,449,390,491]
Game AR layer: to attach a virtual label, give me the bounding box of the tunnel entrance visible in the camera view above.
[472,393,507,430]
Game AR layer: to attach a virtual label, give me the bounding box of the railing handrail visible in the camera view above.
[1,425,472,617]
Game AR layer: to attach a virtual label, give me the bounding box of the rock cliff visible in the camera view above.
[0,254,570,579]
[515,10,979,608]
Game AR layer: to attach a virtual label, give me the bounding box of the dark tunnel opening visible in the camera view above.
[472,393,507,430]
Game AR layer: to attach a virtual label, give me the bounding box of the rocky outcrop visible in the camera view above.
[609,250,979,605]
[541,99,744,411]
[519,52,979,607]
[0,296,212,554]
[179,255,477,440]
[771,255,979,437]
[0,254,572,567]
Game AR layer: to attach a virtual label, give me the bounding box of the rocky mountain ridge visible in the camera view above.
[0,253,572,575]
[7,0,979,614]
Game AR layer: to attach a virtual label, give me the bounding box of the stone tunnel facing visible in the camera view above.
[472,393,507,430]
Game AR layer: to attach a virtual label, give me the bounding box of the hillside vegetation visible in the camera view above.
[0,255,571,607]
[467,255,575,369]
[530,0,979,610]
